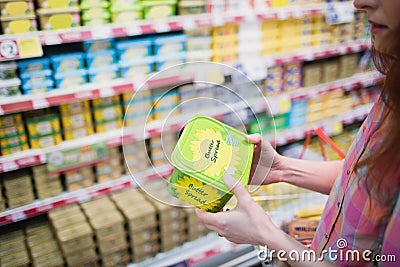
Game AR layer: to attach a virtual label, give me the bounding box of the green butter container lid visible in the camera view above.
[171,115,253,193]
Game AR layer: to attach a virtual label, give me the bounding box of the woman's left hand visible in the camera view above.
[196,173,278,245]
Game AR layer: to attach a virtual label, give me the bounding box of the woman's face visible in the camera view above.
[354,0,400,56]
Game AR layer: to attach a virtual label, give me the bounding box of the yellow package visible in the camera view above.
[64,126,94,140]
[61,112,92,129]
[30,133,62,149]
[92,95,120,108]
[0,113,22,128]
[95,120,122,133]
[93,105,122,122]
[26,115,61,137]
[60,101,90,116]
[1,143,29,156]
[0,1,34,17]
[0,15,37,34]
[0,134,28,148]
[211,24,237,36]
[0,124,25,138]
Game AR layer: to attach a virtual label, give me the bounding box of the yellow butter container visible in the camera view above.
[37,7,80,30]
[0,113,22,128]
[26,115,61,137]
[0,1,35,17]
[0,15,37,34]
[64,126,94,140]
[95,119,122,133]
[30,132,62,149]
[61,112,92,130]
[60,101,90,116]
[0,133,28,148]
[92,95,120,108]
[1,142,29,156]
[93,105,122,122]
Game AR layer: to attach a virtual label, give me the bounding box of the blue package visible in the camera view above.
[20,69,52,85]
[153,34,187,55]
[17,58,50,73]
[22,79,54,95]
[155,52,187,71]
[83,38,115,52]
[116,38,153,61]
[88,64,119,83]
[86,50,116,70]
[50,52,85,73]
[119,56,155,79]
[54,69,88,89]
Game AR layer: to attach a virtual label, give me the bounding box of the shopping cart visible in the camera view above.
[253,127,347,266]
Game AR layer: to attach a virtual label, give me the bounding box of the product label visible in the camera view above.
[190,128,239,178]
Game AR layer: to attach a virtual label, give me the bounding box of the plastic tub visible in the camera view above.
[83,38,114,52]
[119,56,155,79]
[142,0,176,20]
[37,0,79,9]
[155,52,186,71]
[54,69,87,88]
[168,115,254,212]
[153,34,187,55]
[18,58,50,73]
[88,64,119,83]
[0,1,35,17]
[116,38,153,60]
[50,52,85,73]
[0,15,37,34]
[0,78,21,97]
[22,79,54,95]
[86,50,116,70]
[37,7,81,30]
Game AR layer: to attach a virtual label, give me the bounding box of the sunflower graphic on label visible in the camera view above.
[189,128,240,178]
[169,115,254,212]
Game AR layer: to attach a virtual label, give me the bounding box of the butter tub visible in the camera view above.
[168,115,254,212]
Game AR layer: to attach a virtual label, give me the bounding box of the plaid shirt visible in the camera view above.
[310,98,400,266]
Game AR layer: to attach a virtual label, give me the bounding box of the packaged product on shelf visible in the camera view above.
[95,119,123,133]
[110,7,142,24]
[86,49,116,70]
[36,0,78,9]
[17,58,50,72]
[142,0,177,20]
[155,52,186,71]
[0,112,29,155]
[26,113,61,138]
[185,208,209,241]
[124,140,150,173]
[81,197,128,258]
[0,112,22,128]
[284,62,302,91]
[59,100,90,116]
[263,65,284,95]
[60,109,92,129]
[0,132,28,148]
[93,103,123,122]
[289,98,308,127]
[53,68,88,88]
[339,53,360,79]
[88,64,119,83]
[37,7,81,30]
[64,126,94,140]
[81,6,111,26]
[0,61,17,79]
[321,58,339,83]
[95,147,123,182]
[21,79,54,95]
[32,164,63,199]
[0,14,37,33]
[119,56,155,80]
[20,69,52,87]
[49,205,97,266]
[2,170,35,208]
[177,0,206,15]
[1,141,30,155]
[50,52,85,73]
[26,222,64,267]
[0,78,21,97]
[116,38,153,61]
[111,188,160,262]
[83,38,115,53]
[64,167,95,191]
[302,62,322,87]
[168,115,254,213]
[92,95,120,108]
[30,132,62,149]
[153,34,187,55]
[0,1,35,17]
[0,230,30,266]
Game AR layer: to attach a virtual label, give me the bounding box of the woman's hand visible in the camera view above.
[246,134,283,186]
[196,173,279,245]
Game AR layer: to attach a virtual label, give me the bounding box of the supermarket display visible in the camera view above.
[0,1,382,266]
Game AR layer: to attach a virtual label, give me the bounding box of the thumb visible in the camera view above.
[246,133,262,144]
[223,173,251,203]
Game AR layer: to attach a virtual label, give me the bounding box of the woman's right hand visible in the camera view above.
[246,133,283,186]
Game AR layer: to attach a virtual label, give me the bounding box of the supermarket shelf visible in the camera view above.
[0,165,172,226]
[0,3,331,61]
[0,102,372,226]
[270,102,373,147]
[0,70,381,173]
[0,40,370,116]
[0,75,192,116]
